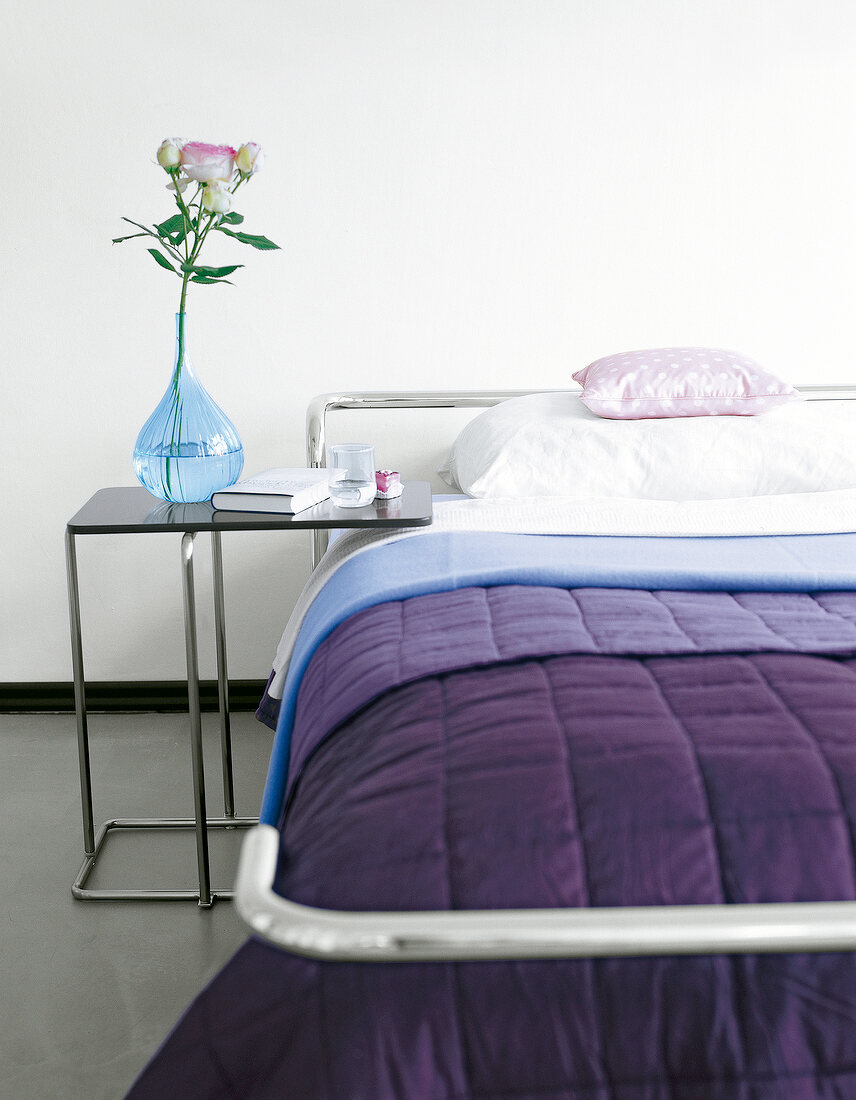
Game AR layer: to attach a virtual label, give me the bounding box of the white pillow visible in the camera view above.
[440,392,856,500]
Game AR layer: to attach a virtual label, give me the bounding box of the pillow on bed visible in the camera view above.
[439,391,856,500]
[572,347,801,419]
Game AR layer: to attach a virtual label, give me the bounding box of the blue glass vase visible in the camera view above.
[133,314,244,503]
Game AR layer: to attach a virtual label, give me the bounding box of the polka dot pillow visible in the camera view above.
[572,347,801,419]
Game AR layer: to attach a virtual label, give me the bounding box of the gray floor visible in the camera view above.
[0,708,273,1099]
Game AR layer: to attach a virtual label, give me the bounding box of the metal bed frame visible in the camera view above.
[305,389,540,568]
[236,384,856,960]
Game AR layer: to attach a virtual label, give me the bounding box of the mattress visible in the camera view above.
[128,514,856,1099]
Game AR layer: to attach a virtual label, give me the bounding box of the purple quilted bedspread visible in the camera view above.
[129,586,856,1099]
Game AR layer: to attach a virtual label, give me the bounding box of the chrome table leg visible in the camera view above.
[181,532,212,908]
[211,531,235,818]
[65,529,95,857]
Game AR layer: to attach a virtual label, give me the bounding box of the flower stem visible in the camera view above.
[170,170,195,249]
[166,311,187,497]
[169,177,228,471]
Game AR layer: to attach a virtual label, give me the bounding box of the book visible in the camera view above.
[211,467,331,514]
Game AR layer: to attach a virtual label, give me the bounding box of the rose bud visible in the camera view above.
[180,141,237,183]
[236,142,264,175]
[201,181,232,214]
[156,138,183,169]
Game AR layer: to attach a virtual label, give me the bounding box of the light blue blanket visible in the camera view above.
[260,529,856,823]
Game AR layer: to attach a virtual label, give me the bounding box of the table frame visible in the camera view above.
[66,528,257,908]
[65,483,433,908]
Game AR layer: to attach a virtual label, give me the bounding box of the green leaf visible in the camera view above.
[190,275,234,285]
[156,213,184,235]
[112,233,148,244]
[147,248,178,273]
[122,216,155,235]
[155,213,188,245]
[180,263,244,277]
[218,212,244,225]
[216,226,280,250]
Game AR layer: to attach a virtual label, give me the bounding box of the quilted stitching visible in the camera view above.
[285,587,856,792]
[282,649,856,1096]
[747,658,856,893]
[538,662,621,1094]
[437,676,478,1100]
[267,587,856,1097]
[640,661,749,1082]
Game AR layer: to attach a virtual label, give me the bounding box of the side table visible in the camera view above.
[66,482,433,907]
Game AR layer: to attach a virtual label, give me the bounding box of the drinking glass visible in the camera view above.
[329,444,376,507]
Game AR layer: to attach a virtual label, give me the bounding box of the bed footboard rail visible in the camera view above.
[236,824,856,962]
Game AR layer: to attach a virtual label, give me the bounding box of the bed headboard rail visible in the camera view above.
[306,385,856,568]
[306,390,543,567]
[306,389,543,465]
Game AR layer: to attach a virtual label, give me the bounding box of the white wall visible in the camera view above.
[3,0,855,683]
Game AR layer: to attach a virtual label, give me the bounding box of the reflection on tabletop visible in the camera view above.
[143,500,215,526]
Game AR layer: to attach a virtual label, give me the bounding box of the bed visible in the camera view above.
[128,365,856,1099]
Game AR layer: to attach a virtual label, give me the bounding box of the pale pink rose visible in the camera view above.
[236,142,264,175]
[180,141,237,183]
[156,137,183,169]
[201,180,232,214]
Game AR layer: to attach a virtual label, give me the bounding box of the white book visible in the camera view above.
[211,467,330,514]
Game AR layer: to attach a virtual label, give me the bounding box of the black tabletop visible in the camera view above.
[68,483,433,535]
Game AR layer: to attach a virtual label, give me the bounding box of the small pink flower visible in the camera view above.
[180,141,236,183]
[236,142,264,175]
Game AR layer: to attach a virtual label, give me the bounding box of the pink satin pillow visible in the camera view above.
[572,347,802,419]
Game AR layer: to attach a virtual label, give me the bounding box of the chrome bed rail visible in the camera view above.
[232,383,856,961]
[237,824,856,960]
[306,390,540,567]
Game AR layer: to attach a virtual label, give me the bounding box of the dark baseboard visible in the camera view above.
[0,680,269,714]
